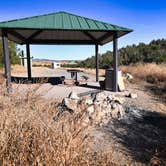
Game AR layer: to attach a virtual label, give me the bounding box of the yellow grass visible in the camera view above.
[64,63,166,83]
[0,79,114,165]
[11,64,27,76]
[120,63,166,83]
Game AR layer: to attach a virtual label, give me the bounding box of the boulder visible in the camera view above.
[124,92,137,99]
[126,73,133,81]
[111,102,118,109]
[118,71,125,91]
[113,96,125,104]
[62,98,78,111]
[84,97,93,106]
[107,95,113,102]
[94,92,106,104]
[111,104,125,119]
[87,105,95,115]
[130,93,138,99]
[68,91,79,100]
[124,91,130,97]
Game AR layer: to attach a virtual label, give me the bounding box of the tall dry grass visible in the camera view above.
[0,78,114,165]
[11,64,27,76]
[63,63,166,83]
[120,63,166,83]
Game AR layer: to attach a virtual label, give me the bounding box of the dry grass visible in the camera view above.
[120,63,166,83]
[0,78,114,165]
[64,63,166,83]
[0,71,4,84]
[32,61,52,67]
[11,64,27,76]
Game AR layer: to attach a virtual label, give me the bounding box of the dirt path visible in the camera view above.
[88,81,166,165]
[125,81,166,113]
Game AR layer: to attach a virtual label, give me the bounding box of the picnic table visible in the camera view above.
[67,69,82,85]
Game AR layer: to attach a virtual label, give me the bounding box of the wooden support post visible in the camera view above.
[2,30,12,92]
[113,32,118,92]
[26,44,32,80]
[95,44,99,82]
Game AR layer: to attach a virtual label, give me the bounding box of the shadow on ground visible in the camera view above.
[79,84,101,90]
[145,82,166,104]
[104,105,166,165]
[11,76,64,85]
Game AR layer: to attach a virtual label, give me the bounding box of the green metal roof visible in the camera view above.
[0,11,132,31]
[0,11,133,45]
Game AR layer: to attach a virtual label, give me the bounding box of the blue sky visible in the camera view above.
[0,0,166,60]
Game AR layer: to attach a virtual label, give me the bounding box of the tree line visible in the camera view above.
[77,38,166,69]
[0,38,20,68]
[0,38,165,69]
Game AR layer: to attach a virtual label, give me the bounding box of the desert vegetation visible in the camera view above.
[0,77,116,165]
[121,63,166,83]
[0,36,165,165]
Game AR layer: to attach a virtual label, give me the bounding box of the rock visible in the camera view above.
[101,118,110,125]
[87,105,94,115]
[94,92,106,104]
[111,102,118,109]
[62,98,78,111]
[130,93,138,99]
[83,116,91,124]
[118,71,125,91]
[126,73,133,81]
[68,91,79,100]
[107,95,113,102]
[113,96,125,104]
[59,91,127,126]
[84,97,93,105]
[125,92,138,99]
[124,91,130,97]
[111,104,125,119]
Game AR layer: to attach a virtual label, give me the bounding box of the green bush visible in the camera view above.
[0,38,20,68]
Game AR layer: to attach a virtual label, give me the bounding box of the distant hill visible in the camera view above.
[78,39,166,69]
[33,59,82,63]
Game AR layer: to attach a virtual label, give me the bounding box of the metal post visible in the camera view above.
[95,44,99,82]
[26,44,31,80]
[21,50,24,66]
[2,30,12,92]
[113,32,118,92]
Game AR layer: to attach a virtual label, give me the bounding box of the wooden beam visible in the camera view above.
[113,32,118,92]
[26,44,32,80]
[6,29,26,42]
[98,31,114,43]
[26,30,43,42]
[28,39,96,45]
[95,44,99,82]
[82,31,100,44]
[2,30,12,92]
